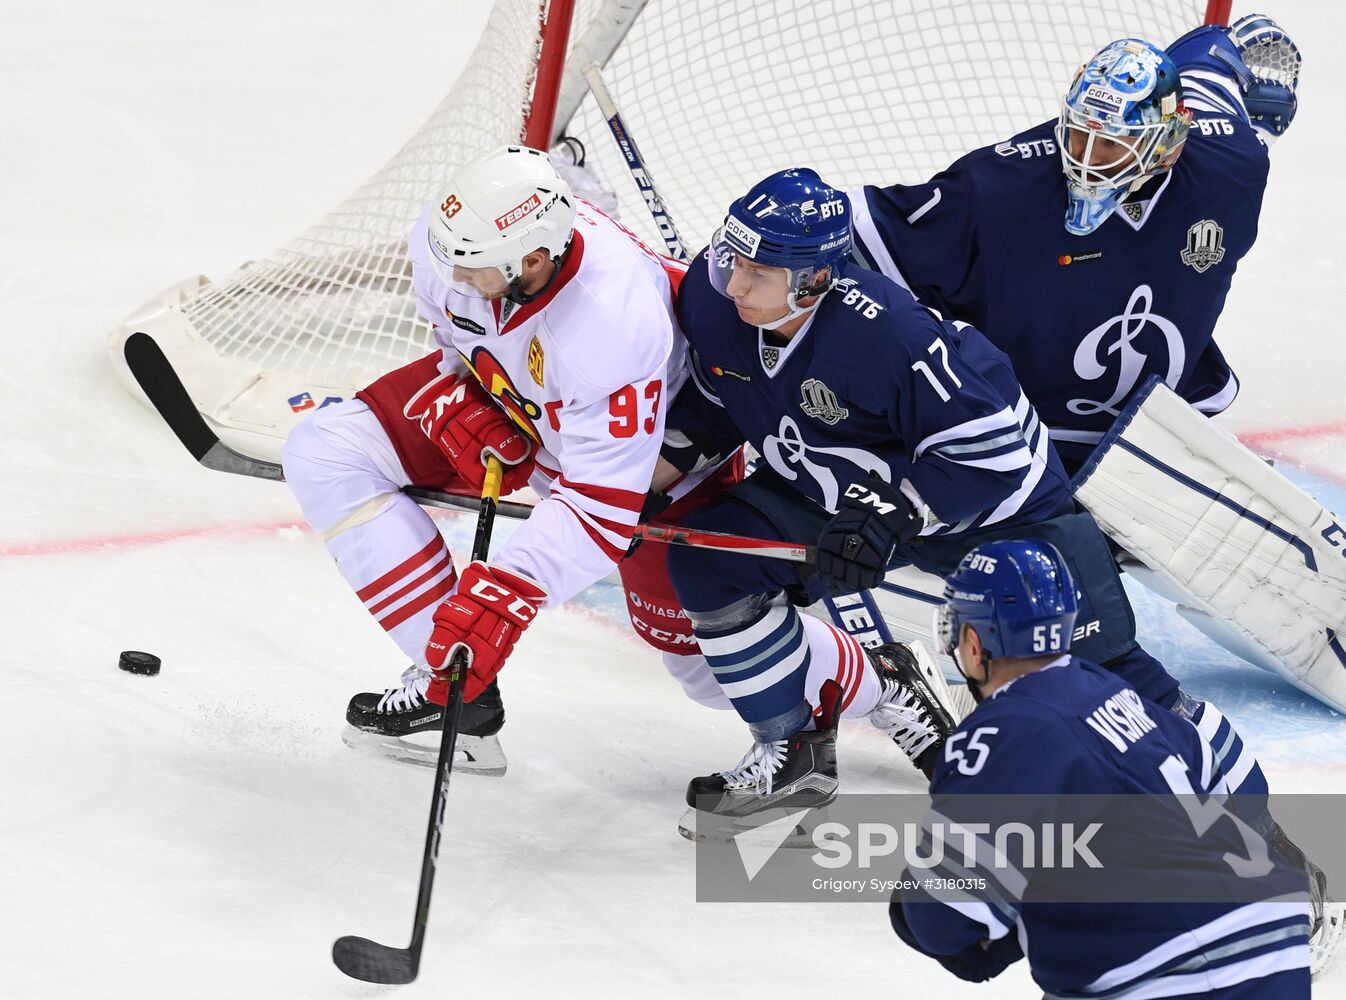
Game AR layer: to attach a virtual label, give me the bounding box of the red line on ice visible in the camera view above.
[1239,419,1346,448]
[0,507,465,559]
[0,519,310,558]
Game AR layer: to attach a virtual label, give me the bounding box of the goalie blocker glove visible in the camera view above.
[816,475,924,593]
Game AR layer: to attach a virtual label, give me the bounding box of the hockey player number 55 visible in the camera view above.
[945,726,1000,776]
[609,380,663,437]
[1158,755,1273,879]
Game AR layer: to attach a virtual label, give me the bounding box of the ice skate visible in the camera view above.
[866,641,960,779]
[679,682,841,847]
[1269,823,1346,980]
[343,665,508,776]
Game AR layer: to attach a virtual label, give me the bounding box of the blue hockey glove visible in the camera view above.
[816,475,921,593]
[889,897,1023,982]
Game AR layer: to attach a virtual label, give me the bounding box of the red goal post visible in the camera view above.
[109,0,1231,461]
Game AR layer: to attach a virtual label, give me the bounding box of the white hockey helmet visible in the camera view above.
[426,145,576,298]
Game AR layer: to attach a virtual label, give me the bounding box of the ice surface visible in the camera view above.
[2,1,1343,996]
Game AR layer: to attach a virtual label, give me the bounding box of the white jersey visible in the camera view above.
[409,202,689,605]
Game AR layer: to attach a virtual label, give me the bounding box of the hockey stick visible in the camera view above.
[331,456,504,984]
[582,63,690,261]
[578,70,900,650]
[121,332,815,564]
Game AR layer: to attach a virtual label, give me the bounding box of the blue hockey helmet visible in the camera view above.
[708,167,851,330]
[934,539,1080,676]
[1055,38,1191,235]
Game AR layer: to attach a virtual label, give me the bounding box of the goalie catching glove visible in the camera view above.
[422,374,535,494]
[426,562,548,702]
[817,475,924,592]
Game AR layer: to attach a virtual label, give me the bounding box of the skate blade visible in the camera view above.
[1312,901,1346,981]
[677,804,829,849]
[341,728,508,777]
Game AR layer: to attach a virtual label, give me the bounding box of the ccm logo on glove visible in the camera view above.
[843,482,900,515]
[426,562,547,702]
[421,375,535,494]
[465,577,540,622]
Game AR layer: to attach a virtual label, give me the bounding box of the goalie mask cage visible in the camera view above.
[109,0,1230,460]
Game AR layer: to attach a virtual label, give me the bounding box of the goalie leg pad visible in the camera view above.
[1075,379,1346,713]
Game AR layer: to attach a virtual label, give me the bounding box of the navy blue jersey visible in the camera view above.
[851,28,1270,470]
[670,250,1071,537]
[899,657,1310,997]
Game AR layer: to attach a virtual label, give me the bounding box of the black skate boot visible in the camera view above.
[866,641,960,780]
[678,681,842,845]
[1269,823,1346,979]
[342,665,507,776]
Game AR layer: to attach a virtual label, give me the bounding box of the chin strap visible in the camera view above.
[505,241,572,306]
[757,277,837,331]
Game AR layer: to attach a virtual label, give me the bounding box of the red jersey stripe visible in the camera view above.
[557,476,646,513]
[555,497,628,562]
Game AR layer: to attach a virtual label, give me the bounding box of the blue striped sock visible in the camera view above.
[695,602,812,741]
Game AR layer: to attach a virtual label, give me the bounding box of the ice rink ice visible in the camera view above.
[3,1,1344,996]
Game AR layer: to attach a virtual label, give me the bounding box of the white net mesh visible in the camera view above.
[113,0,1211,449]
[170,0,545,389]
[567,0,1208,254]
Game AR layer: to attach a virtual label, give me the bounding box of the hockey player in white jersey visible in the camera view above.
[281,145,738,773]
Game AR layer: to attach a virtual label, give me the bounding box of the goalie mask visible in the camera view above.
[708,167,851,331]
[934,539,1079,686]
[1055,38,1191,236]
[426,145,576,302]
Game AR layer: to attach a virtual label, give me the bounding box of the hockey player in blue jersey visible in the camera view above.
[849,18,1301,473]
[890,539,1318,995]
[660,170,1274,832]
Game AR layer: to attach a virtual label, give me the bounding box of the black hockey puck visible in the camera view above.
[118,650,161,676]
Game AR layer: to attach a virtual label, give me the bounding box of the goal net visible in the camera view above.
[109,0,1218,460]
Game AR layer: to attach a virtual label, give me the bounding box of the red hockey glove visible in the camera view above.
[426,562,548,702]
[422,375,535,494]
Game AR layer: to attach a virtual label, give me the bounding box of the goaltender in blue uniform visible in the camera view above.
[849,20,1301,473]
[891,539,1312,997]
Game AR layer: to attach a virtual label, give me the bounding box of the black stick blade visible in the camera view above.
[332,935,420,984]
[122,332,219,462]
[122,331,286,482]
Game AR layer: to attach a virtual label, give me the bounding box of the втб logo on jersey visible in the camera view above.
[1068,284,1183,418]
[1180,219,1226,273]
